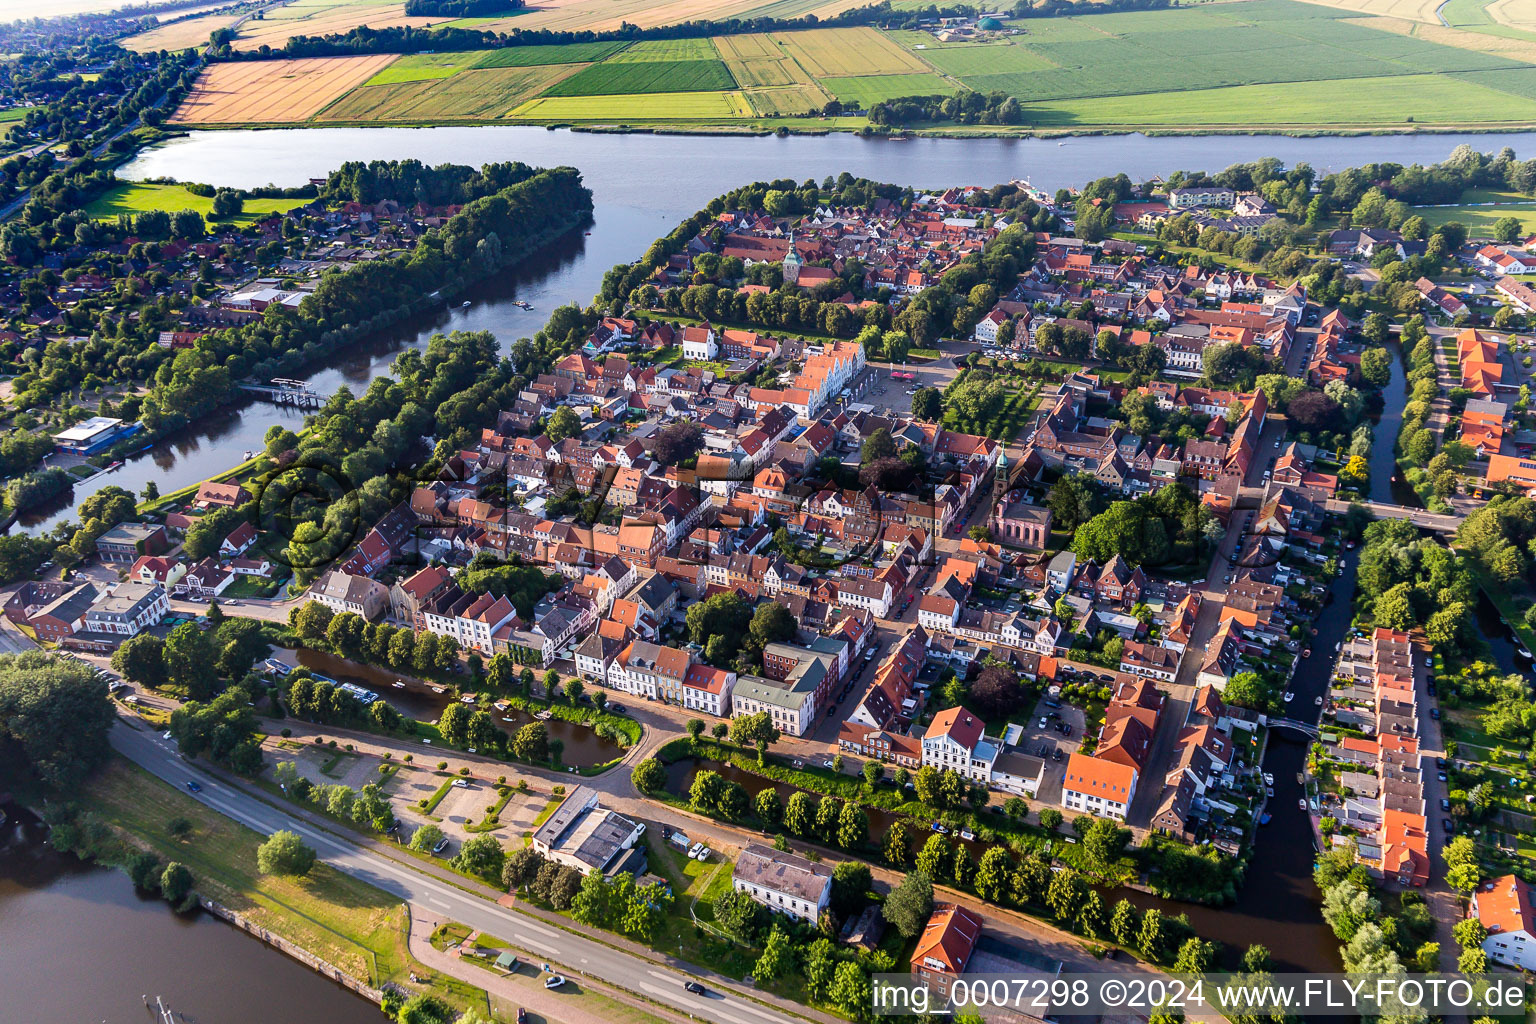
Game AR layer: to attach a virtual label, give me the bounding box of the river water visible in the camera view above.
[17,126,1534,535]
[0,807,384,1024]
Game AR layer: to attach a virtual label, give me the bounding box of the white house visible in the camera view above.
[1063,753,1137,821]
[681,324,718,360]
[1473,875,1536,970]
[732,844,832,924]
[921,706,999,784]
[682,663,736,717]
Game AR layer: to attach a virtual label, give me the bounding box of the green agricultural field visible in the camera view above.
[363,52,478,85]
[542,58,736,96]
[0,107,28,122]
[318,64,583,120]
[472,41,630,66]
[1019,71,1536,127]
[605,37,718,61]
[509,89,753,120]
[84,183,308,226]
[823,72,952,105]
[714,32,815,87]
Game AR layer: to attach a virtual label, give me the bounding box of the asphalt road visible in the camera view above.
[108,724,801,1024]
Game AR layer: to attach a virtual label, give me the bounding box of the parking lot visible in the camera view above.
[1015,696,1088,807]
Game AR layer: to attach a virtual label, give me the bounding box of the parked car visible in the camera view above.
[687,842,704,858]
[433,838,450,854]
[1430,708,1441,720]
[544,976,566,990]
[1441,818,1454,833]
[451,779,470,788]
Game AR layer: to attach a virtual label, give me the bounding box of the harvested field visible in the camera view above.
[1339,14,1536,56]
[743,83,828,114]
[773,26,930,77]
[714,32,815,87]
[1487,0,1536,31]
[232,0,437,51]
[170,55,398,124]
[1291,0,1443,19]
[542,57,735,95]
[318,63,584,120]
[509,89,753,119]
[122,11,245,52]
[911,40,1057,76]
[822,72,952,105]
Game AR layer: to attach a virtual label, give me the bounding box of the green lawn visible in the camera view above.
[1414,190,1536,234]
[81,758,485,1010]
[85,183,308,228]
[822,72,952,105]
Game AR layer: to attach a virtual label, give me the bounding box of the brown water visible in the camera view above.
[295,649,626,767]
[0,807,384,1024]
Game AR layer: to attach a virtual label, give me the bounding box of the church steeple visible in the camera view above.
[783,228,802,285]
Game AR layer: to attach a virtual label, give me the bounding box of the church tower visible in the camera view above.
[782,229,802,286]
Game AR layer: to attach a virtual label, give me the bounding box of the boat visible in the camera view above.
[1259,812,1272,825]
[461,300,471,307]
[392,681,405,689]
[931,822,948,834]
[959,829,975,841]
[460,694,477,704]
[1298,798,1307,810]
[1519,647,1533,659]
[502,716,515,722]
[535,710,552,720]
[431,686,445,694]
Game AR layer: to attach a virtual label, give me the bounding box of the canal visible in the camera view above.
[293,649,627,768]
[18,127,1536,535]
[0,806,384,1024]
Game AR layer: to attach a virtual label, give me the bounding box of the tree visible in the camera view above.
[884,819,912,867]
[631,757,665,794]
[836,801,868,848]
[160,861,194,907]
[210,188,244,218]
[911,387,942,421]
[755,786,782,826]
[650,421,704,467]
[784,790,814,835]
[0,652,118,789]
[713,887,760,943]
[410,823,446,853]
[828,961,871,1021]
[686,718,705,744]
[689,769,726,813]
[1137,907,1166,961]
[831,860,873,919]
[571,869,612,927]
[1047,473,1098,532]
[1173,937,1215,974]
[163,622,219,699]
[1110,899,1139,946]
[257,830,316,876]
[748,601,797,648]
[564,678,584,705]
[451,835,505,882]
[545,406,582,443]
[754,925,793,981]
[975,846,1012,903]
[969,664,1025,718]
[511,722,548,762]
[862,760,882,787]
[1493,215,1522,244]
[1038,807,1063,831]
[1083,818,1129,870]
[882,870,934,938]
[861,427,897,463]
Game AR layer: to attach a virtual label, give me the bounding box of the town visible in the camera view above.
[6,149,1536,1024]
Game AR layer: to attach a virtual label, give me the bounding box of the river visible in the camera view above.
[0,806,384,1024]
[18,126,1534,535]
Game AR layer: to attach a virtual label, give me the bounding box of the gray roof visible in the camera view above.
[35,582,99,623]
[86,581,163,621]
[733,843,831,904]
[532,786,640,872]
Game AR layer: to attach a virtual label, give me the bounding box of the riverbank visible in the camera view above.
[163,118,1536,140]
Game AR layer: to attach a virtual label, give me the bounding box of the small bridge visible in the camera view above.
[1326,499,1460,536]
[1268,717,1322,739]
[239,378,331,409]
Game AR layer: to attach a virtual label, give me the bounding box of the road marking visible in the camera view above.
[429,897,450,908]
